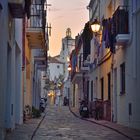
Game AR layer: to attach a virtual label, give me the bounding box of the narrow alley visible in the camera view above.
[1,0,140,139]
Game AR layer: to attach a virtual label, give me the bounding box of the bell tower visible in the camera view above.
[66,28,71,38]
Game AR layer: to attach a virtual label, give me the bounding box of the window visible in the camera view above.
[62,43,65,51]
[101,77,104,100]
[113,6,129,35]
[11,104,13,115]
[120,63,125,94]
[133,0,140,12]
[87,81,89,101]
[137,0,140,10]
[124,0,129,6]
[57,65,60,69]
[95,77,98,98]
[128,103,132,116]
[91,80,93,101]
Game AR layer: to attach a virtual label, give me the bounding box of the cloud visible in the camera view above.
[71,7,86,11]
[48,7,86,12]
[48,8,62,12]
[51,16,64,21]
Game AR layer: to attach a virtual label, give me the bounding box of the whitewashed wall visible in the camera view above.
[0,1,8,139]
[48,63,64,81]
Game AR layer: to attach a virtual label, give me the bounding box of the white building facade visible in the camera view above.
[70,0,140,130]
[0,1,47,139]
[87,0,140,129]
[47,56,64,105]
[48,56,64,81]
[0,0,26,139]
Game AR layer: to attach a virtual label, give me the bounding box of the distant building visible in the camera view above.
[59,28,75,100]
[48,56,64,81]
[59,28,75,80]
[47,56,64,105]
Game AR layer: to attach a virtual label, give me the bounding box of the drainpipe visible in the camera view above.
[111,1,116,122]
[111,0,115,118]
[131,1,136,78]
[82,72,85,101]
[22,16,25,120]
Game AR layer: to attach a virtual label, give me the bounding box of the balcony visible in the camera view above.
[79,54,90,72]
[26,28,45,49]
[113,6,130,45]
[34,56,46,61]
[70,53,90,83]
[8,0,25,18]
[26,4,46,49]
[71,71,82,83]
[34,55,47,68]
[80,63,90,72]
[37,64,46,71]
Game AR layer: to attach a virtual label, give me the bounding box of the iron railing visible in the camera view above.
[112,6,129,35]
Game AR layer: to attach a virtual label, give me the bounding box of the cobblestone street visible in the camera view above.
[6,105,140,140]
[33,106,129,140]
[6,106,140,140]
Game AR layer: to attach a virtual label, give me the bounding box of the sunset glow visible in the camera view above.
[48,0,89,56]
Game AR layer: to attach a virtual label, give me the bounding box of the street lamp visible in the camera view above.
[91,19,100,33]
[68,64,71,72]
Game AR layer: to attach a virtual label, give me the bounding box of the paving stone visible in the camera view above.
[33,106,129,140]
[5,106,140,140]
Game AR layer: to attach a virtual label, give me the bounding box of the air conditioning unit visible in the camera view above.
[116,34,130,45]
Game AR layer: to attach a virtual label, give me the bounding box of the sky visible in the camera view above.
[47,0,90,56]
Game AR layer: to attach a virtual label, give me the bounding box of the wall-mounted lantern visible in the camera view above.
[91,19,100,33]
[68,64,71,71]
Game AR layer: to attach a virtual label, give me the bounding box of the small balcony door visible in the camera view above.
[101,78,104,101]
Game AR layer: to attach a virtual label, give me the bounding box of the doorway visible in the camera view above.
[101,78,104,100]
